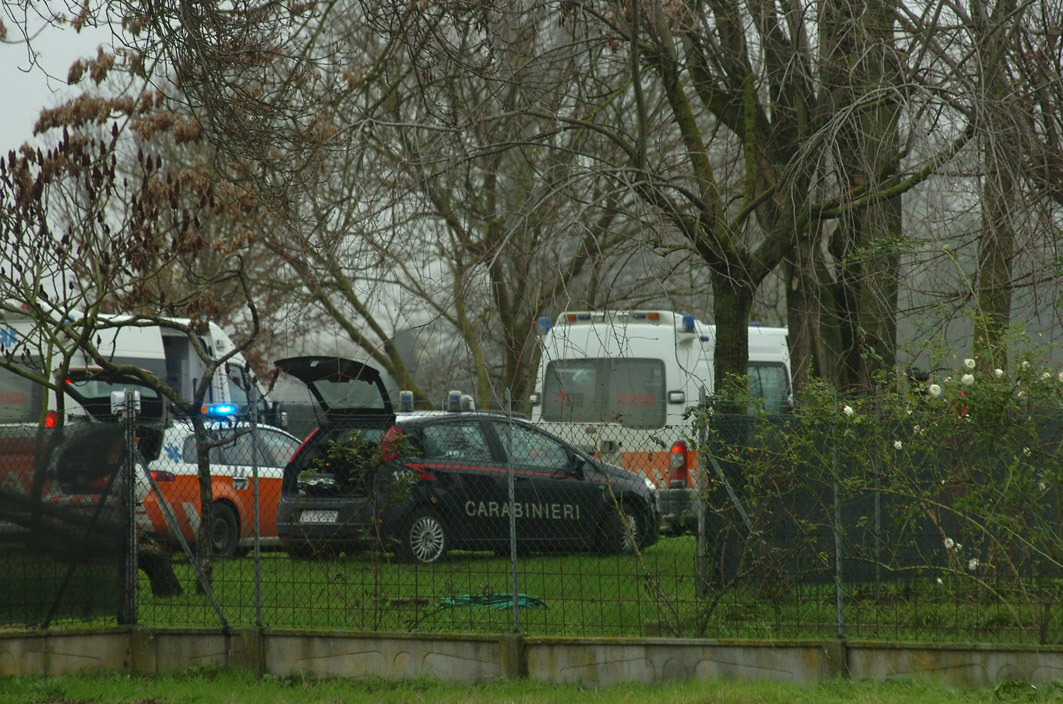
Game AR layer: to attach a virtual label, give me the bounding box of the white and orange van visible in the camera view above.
[529,310,790,534]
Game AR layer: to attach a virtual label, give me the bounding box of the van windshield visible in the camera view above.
[542,358,666,429]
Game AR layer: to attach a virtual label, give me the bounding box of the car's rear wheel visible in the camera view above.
[211,502,240,560]
[398,508,448,564]
[597,502,641,555]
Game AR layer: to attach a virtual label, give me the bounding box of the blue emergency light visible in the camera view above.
[205,403,237,416]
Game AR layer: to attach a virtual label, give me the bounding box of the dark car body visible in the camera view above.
[274,357,660,563]
[0,367,167,555]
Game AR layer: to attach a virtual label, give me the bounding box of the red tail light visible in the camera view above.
[669,441,689,487]
[381,426,404,462]
[44,411,57,428]
[151,471,177,482]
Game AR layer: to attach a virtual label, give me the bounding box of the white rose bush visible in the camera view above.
[692,351,1063,643]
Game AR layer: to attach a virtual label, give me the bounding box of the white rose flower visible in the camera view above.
[968,558,979,571]
[1058,371,1063,382]
[893,440,903,450]
[936,577,943,585]
[964,358,976,369]
[944,537,955,549]
[1044,372,1052,380]
[928,384,942,398]
[995,369,1005,378]
[842,405,854,417]
[961,374,974,386]
[1022,360,1030,370]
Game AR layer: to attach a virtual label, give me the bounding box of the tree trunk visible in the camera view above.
[712,276,755,412]
[192,418,215,589]
[972,0,1020,370]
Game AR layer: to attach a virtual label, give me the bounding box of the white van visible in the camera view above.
[0,311,275,426]
[529,310,791,534]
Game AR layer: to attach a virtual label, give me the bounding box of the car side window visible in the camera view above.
[218,431,256,466]
[181,435,198,465]
[422,422,492,461]
[494,422,570,472]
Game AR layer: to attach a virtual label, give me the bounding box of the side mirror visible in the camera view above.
[567,454,589,478]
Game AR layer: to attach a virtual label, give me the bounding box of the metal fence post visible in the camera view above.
[832,410,845,640]
[120,388,138,625]
[696,387,707,600]
[873,390,882,602]
[505,389,520,632]
[250,381,262,628]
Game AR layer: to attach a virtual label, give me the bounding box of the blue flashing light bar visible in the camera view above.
[681,314,695,332]
[537,316,552,334]
[205,403,237,416]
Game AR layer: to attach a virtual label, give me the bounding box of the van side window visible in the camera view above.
[227,365,251,407]
[747,362,789,413]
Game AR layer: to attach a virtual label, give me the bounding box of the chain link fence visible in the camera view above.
[5,393,1063,644]
[0,419,131,626]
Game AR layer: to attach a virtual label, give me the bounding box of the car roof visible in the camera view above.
[393,411,528,428]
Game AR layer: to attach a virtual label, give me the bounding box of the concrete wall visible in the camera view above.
[3,629,1063,688]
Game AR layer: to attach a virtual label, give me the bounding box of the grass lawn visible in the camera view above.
[134,536,1063,644]
[3,669,1063,704]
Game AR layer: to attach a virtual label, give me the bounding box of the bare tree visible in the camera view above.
[0,87,270,587]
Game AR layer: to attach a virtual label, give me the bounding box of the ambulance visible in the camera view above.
[0,310,279,426]
[529,310,791,534]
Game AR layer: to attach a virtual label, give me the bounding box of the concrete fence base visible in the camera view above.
[3,629,1063,688]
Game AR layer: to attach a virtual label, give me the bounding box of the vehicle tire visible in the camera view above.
[597,502,641,555]
[397,508,449,564]
[211,502,240,560]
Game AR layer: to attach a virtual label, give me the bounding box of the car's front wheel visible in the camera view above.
[597,502,642,555]
[397,508,449,564]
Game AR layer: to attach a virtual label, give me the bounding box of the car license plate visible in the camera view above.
[300,510,338,524]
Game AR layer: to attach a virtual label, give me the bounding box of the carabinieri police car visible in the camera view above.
[273,357,661,564]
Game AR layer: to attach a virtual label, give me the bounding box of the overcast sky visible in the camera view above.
[1,23,113,154]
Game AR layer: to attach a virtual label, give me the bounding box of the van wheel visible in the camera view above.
[398,508,448,564]
[211,502,240,559]
[598,503,641,555]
